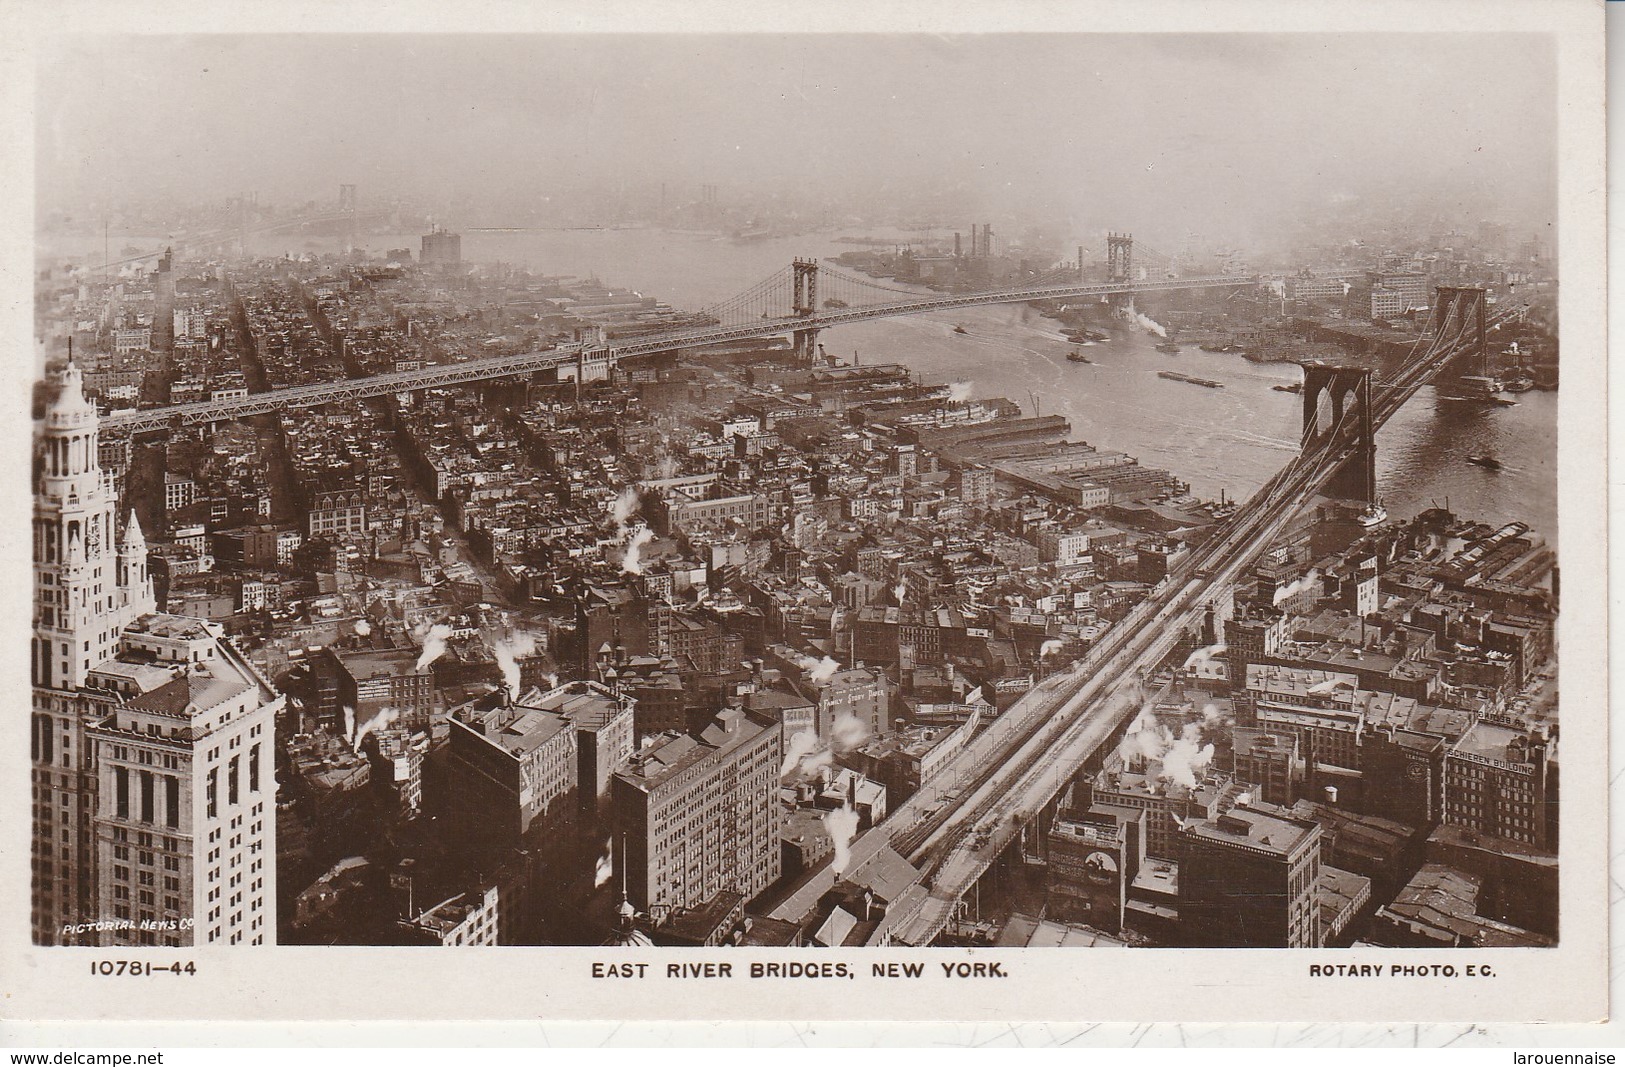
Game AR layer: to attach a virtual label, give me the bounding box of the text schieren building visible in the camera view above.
[31,363,280,946]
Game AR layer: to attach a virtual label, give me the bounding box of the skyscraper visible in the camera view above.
[32,363,281,946]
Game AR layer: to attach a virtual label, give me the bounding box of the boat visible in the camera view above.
[1155,342,1182,354]
[823,298,849,309]
[1273,382,1303,394]
[1357,501,1389,528]
[953,324,969,335]
[1467,455,1503,471]
[1504,371,1536,393]
[1067,350,1094,364]
[1158,370,1222,389]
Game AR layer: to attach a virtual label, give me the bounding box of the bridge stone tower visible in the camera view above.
[1433,286,1489,373]
[791,258,821,366]
[1301,365,1376,503]
[1107,232,1134,315]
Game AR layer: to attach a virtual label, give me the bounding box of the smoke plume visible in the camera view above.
[830,711,871,751]
[947,380,973,404]
[1159,723,1215,790]
[1039,638,1065,660]
[492,630,539,701]
[1273,568,1320,608]
[610,486,640,530]
[781,729,821,777]
[594,839,613,889]
[1181,642,1227,672]
[1134,311,1168,337]
[352,707,400,753]
[414,623,454,671]
[621,526,654,575]
[353,618,372,637]
[823,804,861,876]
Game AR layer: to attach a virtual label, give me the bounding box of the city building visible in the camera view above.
[1047,808,1143,933]
[1443,721,1554,850]
[420,227,463,268]
[1178,802,1323,948]
[446,694,577,845]
[32,364,281,947]
[611,707,781,913]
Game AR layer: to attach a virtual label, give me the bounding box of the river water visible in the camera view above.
[255,226,1549,538]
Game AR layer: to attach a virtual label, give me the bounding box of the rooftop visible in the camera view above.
[1186,805,1319,857]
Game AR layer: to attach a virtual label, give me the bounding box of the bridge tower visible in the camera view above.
[1433,286,1489,374]
[791,258,821,366]
[1107,232,1134,315]
[1301,365,1376,503]
[338,184,358,256]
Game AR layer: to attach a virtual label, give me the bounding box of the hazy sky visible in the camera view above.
[37,33,1555,244]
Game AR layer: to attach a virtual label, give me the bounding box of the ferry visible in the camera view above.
[1155,341,1182,354]
[1357,501,1389,528]
[1467,455,1503,472]
[1158,370,1222,389]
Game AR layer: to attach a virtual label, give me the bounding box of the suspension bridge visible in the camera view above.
[98,233,1253,434]
[762,286,1523,946]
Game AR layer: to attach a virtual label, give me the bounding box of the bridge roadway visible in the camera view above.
[825,300,1519,945]
[98,273,1256,434]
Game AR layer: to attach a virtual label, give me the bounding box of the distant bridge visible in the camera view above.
[99,239,1255,433]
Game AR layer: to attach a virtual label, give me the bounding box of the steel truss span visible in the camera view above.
[98,274,1254,434]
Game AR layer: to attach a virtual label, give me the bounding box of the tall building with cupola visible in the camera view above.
[32,363,281,946]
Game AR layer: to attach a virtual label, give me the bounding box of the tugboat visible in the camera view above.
[1357,500,1389,528]
[1067,350,1094,364]
[953,324,969,335]
[1155,341,1182,354]
[1273,381,1303,394]
[1467,455,1503,471]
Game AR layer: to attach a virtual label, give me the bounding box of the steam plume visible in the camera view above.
[781,729,821,777]
[622,526,654,575]
[352,706,400,753]
[1181,642,1227,672]
[1273,568,1320,608]
[414,623,454,671]
[947,380,973,404]
[492,630,539,701]
[594,840,613,888]
[610,486,640,529]
[1134,311,1168,337]
[823,804,861,876]
[830,711,870,751]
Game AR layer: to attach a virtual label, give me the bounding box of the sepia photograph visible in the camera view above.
[3,0,1610,1036]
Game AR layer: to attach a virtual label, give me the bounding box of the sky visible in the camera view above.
[36,33,1556,246]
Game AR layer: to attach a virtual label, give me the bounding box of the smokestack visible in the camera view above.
[954,232,962,258]
[1324,785,1339,805]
